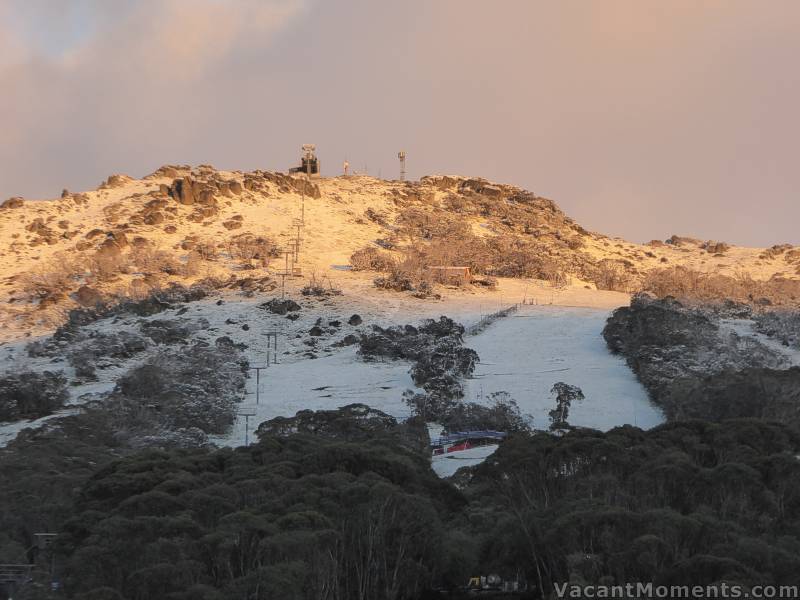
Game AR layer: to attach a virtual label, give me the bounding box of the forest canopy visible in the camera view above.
[3,415,799,599]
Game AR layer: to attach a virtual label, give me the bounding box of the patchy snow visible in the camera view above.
[432,444,500,478]
[0,290,665,457]
[211,346,419,447]
[0,408,82,446]
[463,305,665,432]
[720,318,800,367]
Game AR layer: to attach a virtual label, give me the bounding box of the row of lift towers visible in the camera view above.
[240,145,407,443]
[238,144,319,446]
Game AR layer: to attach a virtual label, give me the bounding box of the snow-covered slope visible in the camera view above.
[463,305,665,431]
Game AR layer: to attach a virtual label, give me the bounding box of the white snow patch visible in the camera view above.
[431,444,500,478]
[211,346,420,447]
[719,318,800,367]
[0,408,81,447]
[463,305,664,431]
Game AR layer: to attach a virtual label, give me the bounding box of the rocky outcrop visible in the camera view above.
[165,174,242,222]
[72,286,105,307]
[170,176,197,205]
[260,298,301,315]
[146,164,190,179]
[99,174,133,189]
[25,217,59,245]
[1,196,24,209]
[94,231,127,260]
[247,170,321,199]
[25,217,53,236]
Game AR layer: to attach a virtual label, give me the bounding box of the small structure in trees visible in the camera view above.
[429,266,471,286]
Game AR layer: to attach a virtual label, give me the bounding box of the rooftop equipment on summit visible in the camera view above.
[289,144,319,176]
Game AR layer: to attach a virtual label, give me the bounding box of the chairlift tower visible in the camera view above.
[291,218,304,264]
[249,366,267,405]
[237,408,257,446]
[398,150,406,181]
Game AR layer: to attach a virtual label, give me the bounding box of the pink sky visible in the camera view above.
[1,0,798,246]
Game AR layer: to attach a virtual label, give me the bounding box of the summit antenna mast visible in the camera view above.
[398,150,406,181]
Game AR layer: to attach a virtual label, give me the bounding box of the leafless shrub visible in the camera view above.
[442,194,469,213]
[301,272,342,297]
[642,266,800,306]
[183,251,211,277]
[423,237,492,274]
[593,259,636,292]
[472,275,498,289]
[363,207,388,226]
[226,233,277,266]
[394,207,471,242]
[484,238,565,280]
[16,254,83,300]
[565,236,584,250]
[130,246,182,275]
[350,246,396,271]
[193,238,218,261]
[546,271,572,289]
[374,262,423,293]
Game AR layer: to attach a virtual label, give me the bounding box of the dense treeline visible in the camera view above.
[603,294,800,427]
[463,420,800,596]
[4,415,800,599]
[5,301,800,598]
[58,428,460,600]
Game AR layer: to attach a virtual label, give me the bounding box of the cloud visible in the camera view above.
[60,0,305,80]
[0,5,28,68]
[0,0,306,197]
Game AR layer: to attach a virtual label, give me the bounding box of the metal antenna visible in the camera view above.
[398,150,406,181]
